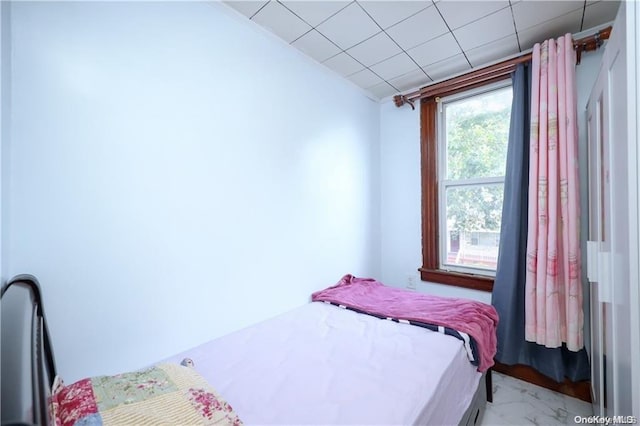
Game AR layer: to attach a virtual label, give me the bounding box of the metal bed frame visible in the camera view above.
[1,275,57,426]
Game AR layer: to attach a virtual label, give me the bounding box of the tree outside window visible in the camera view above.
[439,85,512,274]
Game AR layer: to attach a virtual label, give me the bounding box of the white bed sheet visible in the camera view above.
[166,302,482,425]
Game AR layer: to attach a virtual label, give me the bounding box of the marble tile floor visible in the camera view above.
[481,372,593,425]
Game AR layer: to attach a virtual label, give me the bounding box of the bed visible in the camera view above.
[1,274,496,426]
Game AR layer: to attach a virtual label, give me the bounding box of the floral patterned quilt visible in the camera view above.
[51,363,242,426]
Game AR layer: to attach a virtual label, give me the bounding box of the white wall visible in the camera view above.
[379,100,491,303]
[633,3,640,415]
[379,50,605,307]
[0,1,10,284]
[7,1,380,382]
[576,48,604,358]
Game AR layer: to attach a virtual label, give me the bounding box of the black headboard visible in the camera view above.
[1,275,57,426]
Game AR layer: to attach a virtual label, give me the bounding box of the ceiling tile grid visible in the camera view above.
[452,7,517,51]
[423,53,472,82]
[465,34,521,68]
[346,32,402,67]
[348,68,384,89]
[389,68,431,92]
[436,1,510,30]
[250,1,312,43]
[315,2,380,50]
[322,52,364,77]
[223,0,621,100]
[358,1,432,30]
[384,4,450,50]
[280,1,351,26]
[291,29,341,62]
[368,81,398,99]
[407,32,462,68]
[511,0,585,32]
[582,1,621,31]
[517,9,583,51]
[370,52,420,81]
[224,1,268,18]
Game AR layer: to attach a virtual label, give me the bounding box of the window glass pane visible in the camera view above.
[444,184,504,271]
[445,87,512,180]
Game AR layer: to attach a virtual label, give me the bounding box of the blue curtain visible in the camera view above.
[491,63,590,383]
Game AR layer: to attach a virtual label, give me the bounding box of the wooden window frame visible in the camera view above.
[419,77,511,292]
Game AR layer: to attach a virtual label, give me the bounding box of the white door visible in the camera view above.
[586,1,639,416]
[586,75,606,415]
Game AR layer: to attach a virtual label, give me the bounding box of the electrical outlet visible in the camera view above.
[406,275,417,290]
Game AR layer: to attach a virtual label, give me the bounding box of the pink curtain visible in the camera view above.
[525,34,583,351]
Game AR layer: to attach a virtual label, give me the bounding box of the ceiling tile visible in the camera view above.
[435,1,509,30]
[388,68,431,92]
[465,34,520,67]
[358,1,431,30]
[453,7,516,51]
[385,5,449,50]
[323,52,365,76]
[367,81,398,99]
[316,2,381,50]
[407,32,461,67]
[347,32,402,67]
[369,52,418,81]
[280,1,351,27]
[423,54,471,82]
[252,1,312,43]
[292,30,341,62]
[348,68,384,88]
[517,9,583,51]
[582,1,620,30]
[512,0,584,32]
[223,1,268,18]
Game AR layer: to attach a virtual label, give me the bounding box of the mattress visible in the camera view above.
[166,301,482,425]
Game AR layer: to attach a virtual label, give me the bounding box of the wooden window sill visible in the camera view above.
[419,268,494,292]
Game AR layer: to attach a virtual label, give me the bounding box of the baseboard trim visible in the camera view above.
[492,361,592,403]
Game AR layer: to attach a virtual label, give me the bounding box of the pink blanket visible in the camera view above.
[312,275,499,372]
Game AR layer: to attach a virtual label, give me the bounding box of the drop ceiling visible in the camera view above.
[223,0,620,101]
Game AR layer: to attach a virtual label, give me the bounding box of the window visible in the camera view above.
[439,84,512,275]
[420,80,512,291]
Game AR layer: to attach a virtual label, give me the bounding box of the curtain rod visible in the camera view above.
[393,26,612,109]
